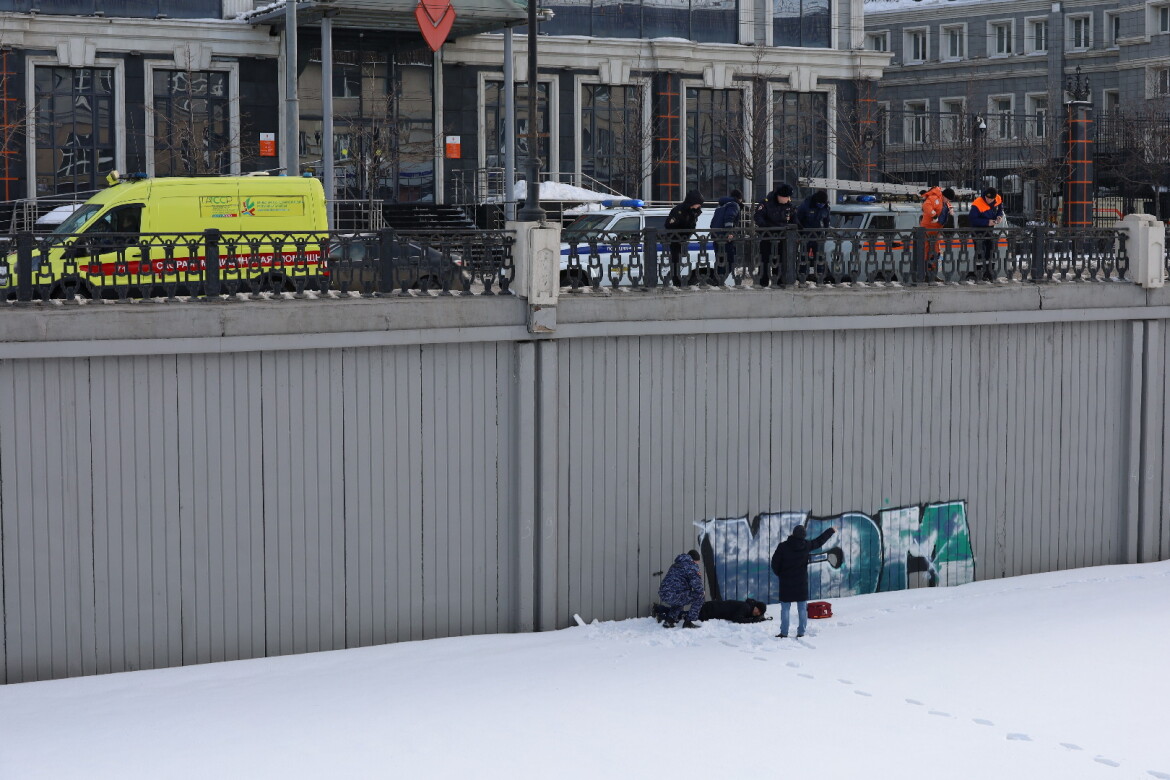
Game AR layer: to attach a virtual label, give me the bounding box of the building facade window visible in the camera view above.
[486,80,551,176]
[1152,4,1170,35]
[866,31,889,51]
[685,87,742,198]
[580,84,645,199]
[942,25,965,60]
[1102,89,1120,113]
[939,97,965,142]
[773,0,831,48]
[543,0,737,43]
[772,90,828,187]
[33,66,116,196]
[1105,12,1121,46]
[152,69,230,177]
[990,21,1013,56]
[1026,94,1048,138]
[990,95,1014,139]
[904,100,928,144]
[1156,68,1170,97]
[1026,19,1048,53]
[1069,15,1092,50]
[904,28,928,63]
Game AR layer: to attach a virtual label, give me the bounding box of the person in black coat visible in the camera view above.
[753,184,798,287]
[795,190,831,277]
[698,598,768,623]
[664,189,704,286]
[770,524,835,638]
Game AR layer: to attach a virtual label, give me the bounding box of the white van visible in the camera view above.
[559,203,714,287]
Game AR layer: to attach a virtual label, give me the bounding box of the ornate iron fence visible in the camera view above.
[0,229,515,303]
[561,226,1128,291]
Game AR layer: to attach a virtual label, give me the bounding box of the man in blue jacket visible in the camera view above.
[969,187,1004,280]
[796,190,831,278]
[656,550,705,628]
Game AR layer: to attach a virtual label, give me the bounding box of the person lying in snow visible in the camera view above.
[699,598,769,623]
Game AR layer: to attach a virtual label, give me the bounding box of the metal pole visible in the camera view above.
[284,0,299,176]
[517,3,545,222]
[504,28,516,222]
[322,10,336,228]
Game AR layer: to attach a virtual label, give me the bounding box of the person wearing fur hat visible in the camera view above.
[698,598,768,624]
[655,550,705,628]
[753,184,798,287]
[770,524,835,638]
[664,190,705,286]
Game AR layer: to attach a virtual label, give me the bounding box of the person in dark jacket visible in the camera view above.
[969,187,1004,280]
[710,189,744,282]
[753,184,798,287]
[656,549,705,628]
[795,190,831,277]
[698,598,768,624]
[770,524,835,638]
[664,189,704,286]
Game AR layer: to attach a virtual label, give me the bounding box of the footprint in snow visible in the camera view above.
[1006,733,1031,741]
[854,690,872,697]
[1061,743,1082,751]
[929,710,953,718]
[905,699,924,706]
[720,640,736,648]
[838,679,853,685]
[973,719,994,726]
[1093,757,1120,768]
[786,661,801,668]
[798,673,814,679]
[1147,770,1170,779]
[753,657,768,662]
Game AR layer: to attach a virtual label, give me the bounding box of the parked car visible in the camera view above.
[560,203,715,287]
[327,233,468,292]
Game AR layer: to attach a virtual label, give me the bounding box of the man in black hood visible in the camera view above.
[664,189,704,286]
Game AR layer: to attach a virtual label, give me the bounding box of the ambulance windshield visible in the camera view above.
[52,204,103,235]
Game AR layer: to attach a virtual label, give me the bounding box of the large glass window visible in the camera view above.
[772,91,828,186]
[33,66,115,196]
[774,0,831,48]
[301,47,435,203]
[152,70,230,177]
[486,80,550,175]
[686,87,742,199]
[581,84,645,198]
[542,0,737,43]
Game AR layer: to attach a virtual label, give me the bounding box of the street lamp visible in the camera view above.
[517,2,546,222]
[973,114,987,190]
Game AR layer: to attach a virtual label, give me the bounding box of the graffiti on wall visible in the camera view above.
[695,501,974,602]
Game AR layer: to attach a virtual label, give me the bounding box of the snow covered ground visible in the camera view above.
[1,561,1168,779]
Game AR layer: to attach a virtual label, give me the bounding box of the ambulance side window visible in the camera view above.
[870,216,896,230]
[85,204,143,236]
[81,204,144,253]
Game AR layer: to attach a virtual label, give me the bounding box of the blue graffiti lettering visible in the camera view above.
[696,500,974,601]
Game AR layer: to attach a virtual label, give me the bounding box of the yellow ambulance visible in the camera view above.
[4,173,328,297]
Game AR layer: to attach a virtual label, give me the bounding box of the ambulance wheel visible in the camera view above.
[413,274,439,291]
[49,276,92,300]
[258,272,295,293]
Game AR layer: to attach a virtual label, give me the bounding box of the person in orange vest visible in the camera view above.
[920,186,956,279]
[969,187,1005,280]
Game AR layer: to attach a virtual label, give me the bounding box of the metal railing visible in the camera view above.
[561,226,1128,291]
[0,228,514,303]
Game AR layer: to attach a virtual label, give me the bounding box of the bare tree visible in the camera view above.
[148,65,244,176]
[1097,101,1170,220]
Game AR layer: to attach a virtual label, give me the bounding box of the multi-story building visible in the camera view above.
[0,0,889,217]
[863,0,1170,218]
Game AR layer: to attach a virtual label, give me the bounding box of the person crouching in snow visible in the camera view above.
[656,550,705,628]
[770,524,835,638]
[699,598,768,624]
